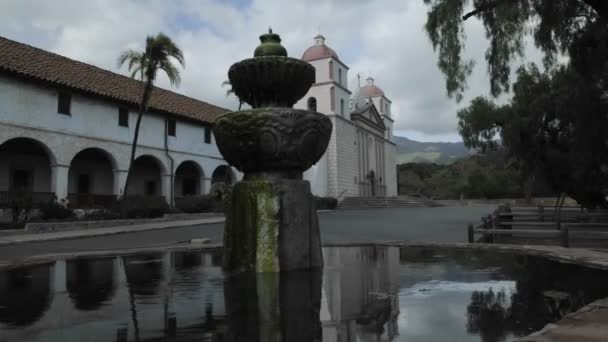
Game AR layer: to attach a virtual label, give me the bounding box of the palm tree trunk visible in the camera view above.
[122,81,153,215]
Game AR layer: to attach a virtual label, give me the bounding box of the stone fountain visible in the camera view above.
[213,29,332,273]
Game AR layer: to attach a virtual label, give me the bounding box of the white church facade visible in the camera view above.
[295,35,398,198]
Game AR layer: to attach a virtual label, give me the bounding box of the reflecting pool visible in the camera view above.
[1,246,607,342]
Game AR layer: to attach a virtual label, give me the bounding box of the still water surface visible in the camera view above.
[1,246,607,342]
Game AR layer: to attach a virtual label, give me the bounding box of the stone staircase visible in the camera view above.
[338,195,440,210]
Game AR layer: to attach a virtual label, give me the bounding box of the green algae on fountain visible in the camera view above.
[213,29,331,273]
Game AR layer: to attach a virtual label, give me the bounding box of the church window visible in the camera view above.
[385,103,389,114]
[338,68,342,85]
[340,99,345,116]
[330,87,335,112]
[57,91,71,115]
[329,60,334,80]
[380,98,384,113]
[307,97,317,111]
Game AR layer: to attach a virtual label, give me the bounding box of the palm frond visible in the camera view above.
[160,59,181,86]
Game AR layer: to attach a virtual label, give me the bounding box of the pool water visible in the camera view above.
[1,246,607,342]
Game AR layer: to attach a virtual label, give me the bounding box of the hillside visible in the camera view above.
[393,136,473,164]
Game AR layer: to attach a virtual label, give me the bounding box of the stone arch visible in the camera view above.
[0,137,56,205]
[68,148,117,208]
[212,165,235,185]
[130,155,166,197]
[174,160,205,197]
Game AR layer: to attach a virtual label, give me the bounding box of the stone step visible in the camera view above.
[338,196,437,209]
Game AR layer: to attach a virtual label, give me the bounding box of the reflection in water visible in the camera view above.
[0,264,52,326]
[123,254,163,296]
[1,247,608,341]
[67,258,115,310]
[224,270,322,342]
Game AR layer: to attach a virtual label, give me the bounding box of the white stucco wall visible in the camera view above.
[384,142,398,196]
[0,75,239,204]
[303,153,328,197]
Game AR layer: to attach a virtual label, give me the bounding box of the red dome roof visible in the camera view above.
[301,34,341,62]
[359,84,384,98]
[301,45,340,62]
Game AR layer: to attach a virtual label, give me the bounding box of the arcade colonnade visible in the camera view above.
[0,131,236,208]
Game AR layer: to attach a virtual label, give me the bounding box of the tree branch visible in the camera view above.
[582,0,608,21]
[462,0,503,21]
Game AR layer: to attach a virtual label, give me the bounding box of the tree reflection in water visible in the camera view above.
[466,254,608,342]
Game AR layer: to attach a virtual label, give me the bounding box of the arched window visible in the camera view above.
[330,87,335,112]
[329,60,334,80]
[340,99,345,116]
[307,97,317,111]
[338,68,342,85]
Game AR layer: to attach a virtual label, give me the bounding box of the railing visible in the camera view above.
[67,193,117,209]
[0,191,55,208]
[467,204,608,248]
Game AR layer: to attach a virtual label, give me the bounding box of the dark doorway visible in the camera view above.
[78,174,90,194]
[11,169,32,192]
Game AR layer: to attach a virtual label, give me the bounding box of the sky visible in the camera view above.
[0,0,541,142]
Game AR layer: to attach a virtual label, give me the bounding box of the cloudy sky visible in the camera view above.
[0,0,537,142]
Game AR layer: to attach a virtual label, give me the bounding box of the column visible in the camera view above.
[161,174,173,206]
[113,169,128,198]
[51,164,69,203]
[200,177,211,195]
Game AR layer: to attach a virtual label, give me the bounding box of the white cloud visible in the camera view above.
[0,0,545,141]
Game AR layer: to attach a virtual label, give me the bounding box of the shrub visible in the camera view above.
[175,195,215,213]
[115,196,170,219]
[40,200,74,221]
[314,196,338,210]
[82,209,121,221]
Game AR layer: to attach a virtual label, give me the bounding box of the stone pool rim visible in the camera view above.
[2,241,608,273]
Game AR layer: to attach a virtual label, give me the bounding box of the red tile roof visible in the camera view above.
[0,36,229,124]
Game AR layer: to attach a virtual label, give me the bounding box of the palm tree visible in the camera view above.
[118,33,184,204]
[222,80,243,110]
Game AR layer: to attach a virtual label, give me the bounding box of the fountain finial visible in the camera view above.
[254,28,287,57]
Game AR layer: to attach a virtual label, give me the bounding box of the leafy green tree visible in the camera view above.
[118,33,185,200]
[424,0,608,100]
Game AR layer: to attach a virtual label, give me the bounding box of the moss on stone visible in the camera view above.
[223,178,280,273]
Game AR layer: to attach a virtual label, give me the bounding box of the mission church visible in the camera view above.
[296,34,397,198]
[0,33,396,210]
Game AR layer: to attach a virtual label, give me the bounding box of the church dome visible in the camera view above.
[358,77,384,98]
[301,34,341,62]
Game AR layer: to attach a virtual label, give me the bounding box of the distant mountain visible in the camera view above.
[393,136,474,164]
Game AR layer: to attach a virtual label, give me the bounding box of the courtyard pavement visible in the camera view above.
[0,206,492,261]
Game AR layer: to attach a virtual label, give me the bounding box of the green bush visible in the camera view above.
[115,196,170,219]
[175,195,216,213]
[83,209,121,221]
[314,196,338,210]
[40,200,74,220]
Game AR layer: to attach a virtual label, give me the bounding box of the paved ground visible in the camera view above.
[0,206,492,261]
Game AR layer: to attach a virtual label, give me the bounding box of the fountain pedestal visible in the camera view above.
[223,179,323,273]
[213,30,331,273]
